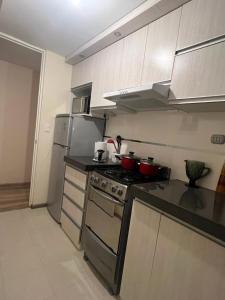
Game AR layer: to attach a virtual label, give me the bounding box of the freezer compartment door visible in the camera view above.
[70,116,105,156]
[53,115,71,146]
[47,144,68,222]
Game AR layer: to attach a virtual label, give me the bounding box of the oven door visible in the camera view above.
[85,185,124,254]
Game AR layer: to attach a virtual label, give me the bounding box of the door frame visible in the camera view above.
[0,32,46,206]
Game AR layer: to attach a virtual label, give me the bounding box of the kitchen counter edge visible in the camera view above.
[64,155,120,172]
[131,180,225,246]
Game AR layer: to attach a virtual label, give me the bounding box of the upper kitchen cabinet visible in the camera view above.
[170,40,225,100]
[177,0,225,50]
[91,39,123,108]
[141,8,181,85]
[71,55,94,88]
[119,26,148,89]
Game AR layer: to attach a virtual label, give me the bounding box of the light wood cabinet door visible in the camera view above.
[119,26,148,89]
[71,56,94,88]
[91,39,123,107]
[120,200,161,300]
[170,40,225,100]
[177,0,225,50]
[141,8,181,84]
[149,215,225,300]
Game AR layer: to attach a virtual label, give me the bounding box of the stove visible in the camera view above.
[83,165,170,295]
[98,167,170,185]
[89,166,170,202]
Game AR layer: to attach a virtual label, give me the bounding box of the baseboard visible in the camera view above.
[31,203,47,209]
[0,182,31,189]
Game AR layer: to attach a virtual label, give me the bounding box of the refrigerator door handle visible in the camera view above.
[54,143,69,148]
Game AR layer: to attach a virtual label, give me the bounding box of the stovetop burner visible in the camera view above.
[98,167,170,185]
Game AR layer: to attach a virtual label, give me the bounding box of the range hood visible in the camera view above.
[103,82,171,112]
[91,104,136,116]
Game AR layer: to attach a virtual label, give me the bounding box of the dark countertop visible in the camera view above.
[64,156,120,172]
[132,179,225,244]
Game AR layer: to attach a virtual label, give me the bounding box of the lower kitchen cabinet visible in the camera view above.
[61,164,88,249]
[149,215,225,300]
[120,200,225,300]
[61,211,82,249]
[120,200,161,300]
[65,164,87,191]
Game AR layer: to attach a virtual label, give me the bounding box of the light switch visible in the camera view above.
[44,123,51,133]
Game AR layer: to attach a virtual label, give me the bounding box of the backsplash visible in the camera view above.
[105,110,225,190]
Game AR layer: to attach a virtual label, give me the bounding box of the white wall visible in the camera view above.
[0,60,39,184]
[31,51,72,206]
[106,111,225,190]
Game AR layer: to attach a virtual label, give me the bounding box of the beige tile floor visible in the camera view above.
[0,208,116,300]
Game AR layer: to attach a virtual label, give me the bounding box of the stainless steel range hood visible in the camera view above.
[103,82,171,112]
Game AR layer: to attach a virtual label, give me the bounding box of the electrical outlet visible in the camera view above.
[211,134,225,144]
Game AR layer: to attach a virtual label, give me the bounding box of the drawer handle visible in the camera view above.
[62,209,81,230]
[90,186,123,206]
[63,193,83,211]
[65,178,86,192]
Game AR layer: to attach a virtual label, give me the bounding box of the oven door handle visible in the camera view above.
[90,185,123,206]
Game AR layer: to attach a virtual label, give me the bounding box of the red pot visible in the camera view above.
[139,157,161,176]
[116,152,140,171]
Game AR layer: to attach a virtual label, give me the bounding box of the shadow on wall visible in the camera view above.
[24,71,40,182]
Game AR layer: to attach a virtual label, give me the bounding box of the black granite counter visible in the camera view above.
[64,156,120,172]
[132,180,225,243]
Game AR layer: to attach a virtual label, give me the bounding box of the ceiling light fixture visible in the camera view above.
[114,31,122,38]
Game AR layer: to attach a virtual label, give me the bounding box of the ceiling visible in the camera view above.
[0,0,146,57]
[0,37,42,70]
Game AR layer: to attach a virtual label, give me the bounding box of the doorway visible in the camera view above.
[0,36,42,211]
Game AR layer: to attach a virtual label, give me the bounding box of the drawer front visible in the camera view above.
[64,180,85,209]
[65,165,87,190]
[61,211,81,249]
[62,195,83,227]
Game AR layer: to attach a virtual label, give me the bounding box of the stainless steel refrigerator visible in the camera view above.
[47,114,105,222]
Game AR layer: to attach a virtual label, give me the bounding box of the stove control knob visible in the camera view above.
[90,175,95,182]
[117,189,123,196]
[94,177,100,184]
[111,186,118,193]
[101,181,107,188]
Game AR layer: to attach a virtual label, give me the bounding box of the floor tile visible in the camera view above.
[0,208,117,300]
